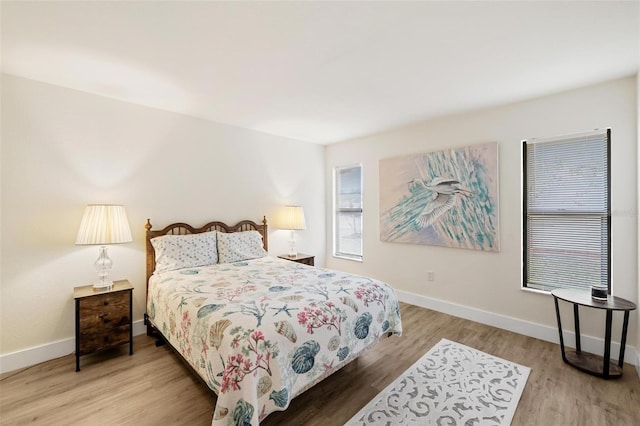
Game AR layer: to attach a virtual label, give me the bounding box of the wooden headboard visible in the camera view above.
[144,217,268,286]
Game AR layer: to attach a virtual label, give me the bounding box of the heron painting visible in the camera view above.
[379,142,499,251]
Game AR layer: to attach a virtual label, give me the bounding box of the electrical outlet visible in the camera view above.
[427,271,435,282]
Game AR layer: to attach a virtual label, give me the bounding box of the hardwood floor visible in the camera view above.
[2,303,639,425]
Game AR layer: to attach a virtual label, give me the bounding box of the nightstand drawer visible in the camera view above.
[296,257,314,266]
[79,291,130,332]
[78,325,131,355]
[278,253,315,266]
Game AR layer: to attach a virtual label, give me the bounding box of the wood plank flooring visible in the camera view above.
[2,303,639,425]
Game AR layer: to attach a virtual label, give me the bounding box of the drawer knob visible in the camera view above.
[103,301,109,306]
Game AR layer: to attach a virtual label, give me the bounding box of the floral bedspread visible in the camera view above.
[147,256,402,426]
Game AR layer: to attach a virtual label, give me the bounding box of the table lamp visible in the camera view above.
[281,205,306,257]
[76,204,133,289]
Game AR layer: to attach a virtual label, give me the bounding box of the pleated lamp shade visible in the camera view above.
[76,205,133,245]
[281,205,306,230]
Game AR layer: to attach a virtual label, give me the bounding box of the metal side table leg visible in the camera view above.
[618,311,630,369]
[553,296,567,363]
[603,309,613,378]
[573,304,581,352]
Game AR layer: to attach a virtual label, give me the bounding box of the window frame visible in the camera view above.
[522,129,611,294]
[333,164,363,261]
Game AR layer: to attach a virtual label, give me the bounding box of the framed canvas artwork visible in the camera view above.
[379,142,499,252]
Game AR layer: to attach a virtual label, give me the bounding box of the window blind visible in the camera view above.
[523,129,610,292]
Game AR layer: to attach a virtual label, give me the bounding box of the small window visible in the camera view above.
[334,164,363,260]
[523,129,610,293]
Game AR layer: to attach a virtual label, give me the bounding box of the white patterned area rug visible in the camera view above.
[346,339,530,426]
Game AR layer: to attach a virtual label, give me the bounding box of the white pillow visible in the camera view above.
[217,230,267,264]
[151,231,218,274]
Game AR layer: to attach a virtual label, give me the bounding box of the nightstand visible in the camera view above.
[278,253,315,266]
[74,279,133,371]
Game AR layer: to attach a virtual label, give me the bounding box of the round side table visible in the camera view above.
[551,288,636,379]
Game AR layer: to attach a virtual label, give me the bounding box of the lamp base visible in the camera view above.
[94,246,113,290]
[93,279,113,290]
[289,230,297,258]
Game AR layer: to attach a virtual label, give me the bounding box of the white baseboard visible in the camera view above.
[396,290,639,374]
[2,299,639,377]
[0,320,147,374]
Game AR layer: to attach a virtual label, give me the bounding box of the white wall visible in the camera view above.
[0,74,325,365]
[326,77,638,352]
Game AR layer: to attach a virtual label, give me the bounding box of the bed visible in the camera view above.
[144,217,402,425]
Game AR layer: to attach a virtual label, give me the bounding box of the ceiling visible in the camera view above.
[2,1,638,144]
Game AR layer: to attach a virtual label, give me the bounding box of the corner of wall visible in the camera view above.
[637,69,640,380]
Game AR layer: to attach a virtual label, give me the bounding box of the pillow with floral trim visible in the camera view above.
[217,230,267,263]
[151,231,218,274]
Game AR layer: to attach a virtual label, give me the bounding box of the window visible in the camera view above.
[523,129,610,293]
[334,164,363,260]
